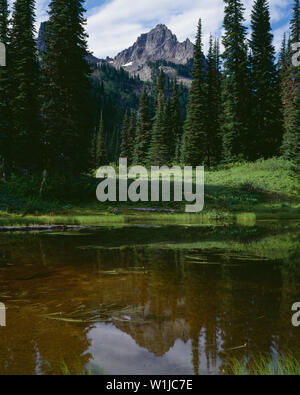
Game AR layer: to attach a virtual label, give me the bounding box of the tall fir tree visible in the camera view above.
[156,68,165,101]
[221,0,251,162]
[205,36,222,165]
[127,109,136,165]
[278,33,288,74]
[42,0,92,173]
[281,37,293,151]
[165,98,173,155]
[281,0,300,157]
[249,0,282,159]
[148,86,169,166]
[290,0,300,43]
[133,85,151,165]
[120,110,130,159]
[286,68,300,178]
[182,19,207,166]
[0,0,11,180]
[148,67,170,166]
[278,34,289,141]
[11,0,41,171]
[170,76,183,163]
[96,112,107,167]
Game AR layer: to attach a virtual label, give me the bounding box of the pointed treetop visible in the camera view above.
[290,0,300,43]
[0,0,10,43]
[195,18,203,56]
[157,67,165,94]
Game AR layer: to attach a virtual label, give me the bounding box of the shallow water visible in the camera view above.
[0,221,299,375]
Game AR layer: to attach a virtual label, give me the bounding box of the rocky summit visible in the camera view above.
[112,24,194,81]
[37,22,194,83]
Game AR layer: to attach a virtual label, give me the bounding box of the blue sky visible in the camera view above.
[32,0,295,58]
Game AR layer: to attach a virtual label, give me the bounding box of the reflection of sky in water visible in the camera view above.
[87,322,223,375]
[88,323,201,375]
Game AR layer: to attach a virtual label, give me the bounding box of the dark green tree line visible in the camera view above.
[95,111,107,167]
[148,68,170,165]
[221,0,251,162]
[249,0,282,159]
[42,0,92,173]
[182,19,206,166]
[205,36,222,165]
[281,0,300,159]
[170,76,183,163]
[0,0,11,180]
[133,85,151,165]
[11,0,41,172]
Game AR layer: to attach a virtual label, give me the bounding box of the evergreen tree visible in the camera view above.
[148,88,169,166]
[290,0,300,43]
[221,0,251,162]
[148,68,170,165]
[127,109,136,165]
[170,76,183,163]
[0,0,11,180]
[249,0,282,158]
[281,1,300,156]
[278,34,289,142]
[182,19,206,166]
[0,0,8,40]
[96,112,107,167]
[42,0,92,173]
[133,85,151,165]
[120,110,130,159]
[278,33,288,76]
[11,0,41,171]
[286,68,300,177]
[157,68,165,96]
[165,98,173,154]
[206,36,222,165]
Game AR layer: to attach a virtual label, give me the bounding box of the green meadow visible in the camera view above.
[0,158,299,226]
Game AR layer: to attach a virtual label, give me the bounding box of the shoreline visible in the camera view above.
[0,209,299,230]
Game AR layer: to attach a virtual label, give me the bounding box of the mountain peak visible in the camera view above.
[152,23,169,31]
[112,24,194,81]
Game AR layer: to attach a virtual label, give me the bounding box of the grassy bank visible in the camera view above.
[0,158,299,225]
[228,355,300,375]
[59,355,300,375]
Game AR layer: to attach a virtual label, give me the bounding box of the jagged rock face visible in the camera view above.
[37,21,48,54]
[37,22,193,83]
[114,24,194,68]
[112,24,194,82]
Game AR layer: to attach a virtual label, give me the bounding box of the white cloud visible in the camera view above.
[35,0,49,26]
[87,0,225,58]
[9,0,293,58]
[86,0,293,58]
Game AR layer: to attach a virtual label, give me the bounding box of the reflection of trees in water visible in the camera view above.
[0,310,92,375]
[0,227,299,374]
[106,246,300,374]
